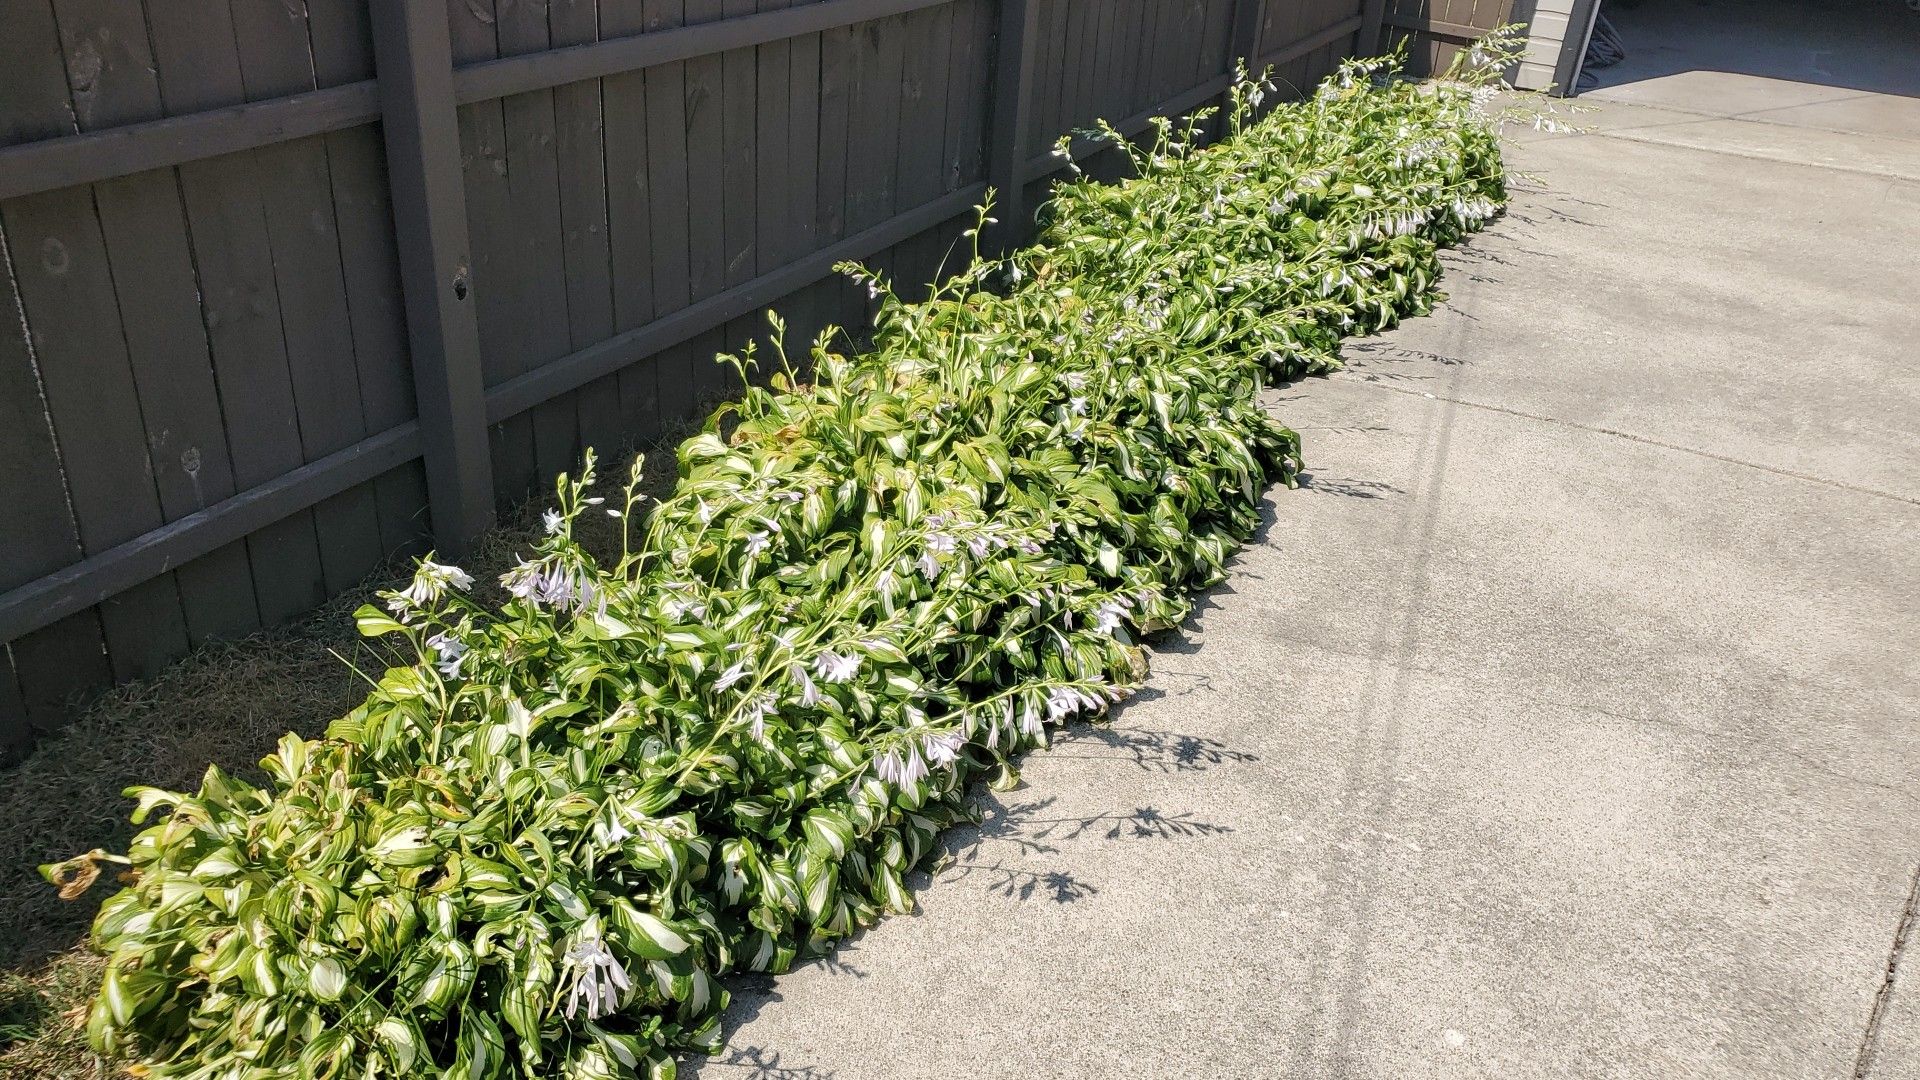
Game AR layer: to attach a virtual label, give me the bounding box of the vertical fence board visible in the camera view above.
[814,20,858,332]
[500,4,584,490]
[230,0,390,596]
[450,0,539,504]
[638,0,699,422]
[781,16,826,354]
[550,0,623,461]
[681,0,729,406]
[156,3,336,626]
[605,0,663,434]
[716,0,755,367]
[21,0,193,682]
[0,130,111,735]
[887,2,952,296]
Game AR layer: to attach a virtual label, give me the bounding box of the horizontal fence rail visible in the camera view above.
[0,0,1375,745]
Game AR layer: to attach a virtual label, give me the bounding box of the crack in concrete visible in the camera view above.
[1346,378,1920,509]
[1854,862,1920,1078]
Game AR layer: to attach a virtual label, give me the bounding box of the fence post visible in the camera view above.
[1228,0,1267,72]
[370,0,496,555]
[1357,0,1389,55]
[984,0,1040,253]
[1221,0,1268,138]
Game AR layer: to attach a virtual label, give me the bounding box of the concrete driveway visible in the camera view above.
[685,25,1920,1080]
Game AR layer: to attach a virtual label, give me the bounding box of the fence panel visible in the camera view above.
[0,0,1370,754]
[1379,0,1517,76]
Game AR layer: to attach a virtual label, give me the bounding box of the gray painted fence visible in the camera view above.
[0,0,1371,752]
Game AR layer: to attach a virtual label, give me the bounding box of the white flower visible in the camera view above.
[426,632,467,679]
[926,531,958,556]
[916,551,940,580]
[543,509,564,535]
[1092,601,1127,636]
[921,730,965,768]
[714,662,751,692]
[743,693,778,744]
[397,559,473,611]
[562,927,631,1021]
[502,559,544,602]
[1019,699,1044,737]
[604,814,634,845]
[662,595,707,621]
[874,742,928,788]
[793,664,822,708]
[1047,686,1082,722]
[744,531,772,558]
[813,651,861,684]
[1067,397,1088,416]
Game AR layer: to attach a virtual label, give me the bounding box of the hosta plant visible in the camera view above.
[44,41,1516,1080]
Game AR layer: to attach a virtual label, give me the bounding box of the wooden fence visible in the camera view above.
[0,0,1377,751]
[1377,0,1517,75]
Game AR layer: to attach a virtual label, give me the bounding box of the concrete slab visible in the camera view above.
[1354,135,1920,504]
[1597,114,1920,180]
[1741,94,1920,143]
[1586,70,1867,118]
[680,10,1920,1075]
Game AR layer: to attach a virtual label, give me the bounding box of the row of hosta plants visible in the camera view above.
[46,44,1513,1080]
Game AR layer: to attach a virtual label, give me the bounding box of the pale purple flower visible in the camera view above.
[921,730,965,768]
[543,509,564,535]
[1020,699,1044,738]
[714,662,751,692]
[926,531,958,556]
[744,531,773,558]
[1046,687,1080,722]
[916,552,940,580]
[1092,601,1128,636]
